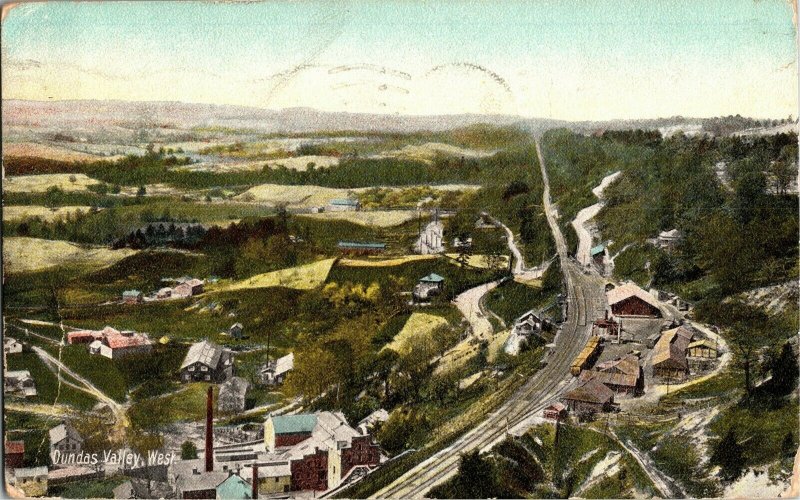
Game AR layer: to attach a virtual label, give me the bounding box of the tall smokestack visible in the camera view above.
[252,464,259,499]
[205,386,213,472]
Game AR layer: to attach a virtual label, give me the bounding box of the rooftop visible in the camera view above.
[564,378,614,404]
[271,414,318,435]
[181,340,225,370]
[419,273,445,283]
[606,282,662,310]
[337,241,386,249]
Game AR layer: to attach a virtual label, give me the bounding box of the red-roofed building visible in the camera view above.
[70,326,152,359]
[5,440,25,469]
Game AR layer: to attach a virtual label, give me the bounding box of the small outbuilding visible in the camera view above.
[4,337,23,354]
[413,273,445,302]
[229,323,244,339]
[543,402,568,421]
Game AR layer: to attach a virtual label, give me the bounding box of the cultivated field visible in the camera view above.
[2,141,119,162]
[298,210,418,227]
[4,173,102,193]
[384,312,449,354]
[376,142,494,164]
[235,183,480,208]
[3,205,96,223]
[3,237,138,274]
[214,258,337,291]
[338,255,437,267]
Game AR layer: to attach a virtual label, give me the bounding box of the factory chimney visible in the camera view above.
[205,386,214,472]
[252,464,259,499]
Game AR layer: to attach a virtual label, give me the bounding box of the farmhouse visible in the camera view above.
[173,278,204,299]
[180,340,233,383]
[122,290,143,304]
[50,421,83,455]
[412,273,445,302]
[5,370,37,397]
[260,352,294,385]
[652,326,695,380]
[4,337,23,354]
[156,287,173,299]
[562,379,615,414]
[512,310,553,342]
[218,377,250,413]
[327,198,360,212]
[12,466,49,497]
[5,440,25,470]
[337,241,386,255]
[606,282,662,318]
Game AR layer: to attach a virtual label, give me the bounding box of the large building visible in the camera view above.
[562,379,615,414]
[180,341,233,383]
[606,282,663,318]
[49,421,84,456]
[67,326,153,359]
[581,354,643,395]
[263,412,382,491]
[652,326,695,380]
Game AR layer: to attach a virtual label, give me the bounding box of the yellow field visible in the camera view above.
[385,312,449,355]
[339,255,437,267]
[213,258,336,292]
[4,174,102,193]
[3,237,138,274]
[444,253,510,269]
[234,184,358,208]
[299,210,418,227]
[2,142,118,162]
[378,142,493,164]
[235,183,480,208]
[3,205,96,223]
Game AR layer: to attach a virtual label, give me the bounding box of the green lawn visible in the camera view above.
[5,350,97,410]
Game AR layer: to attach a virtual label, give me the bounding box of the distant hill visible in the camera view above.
[2,99,791,138]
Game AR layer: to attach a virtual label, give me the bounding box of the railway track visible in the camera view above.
[373,140,607,498]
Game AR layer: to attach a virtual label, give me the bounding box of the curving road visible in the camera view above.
[372,140,608,498]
